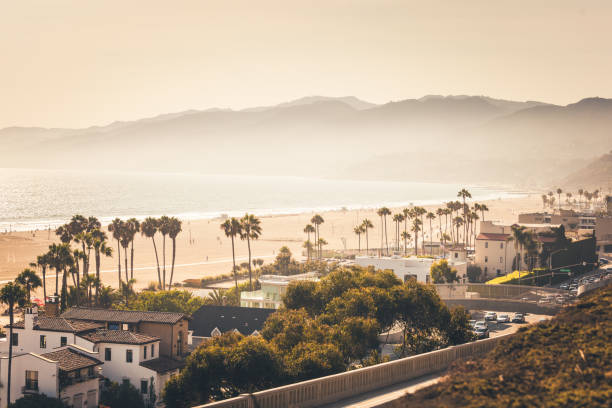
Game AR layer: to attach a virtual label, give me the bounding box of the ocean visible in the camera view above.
[0,168,525,231]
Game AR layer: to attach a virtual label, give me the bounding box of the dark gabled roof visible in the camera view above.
[78,329,159,345]
[6,317,103,333]
[189,305,274,337]
[61,307,187,325]
[140,356,185,373]
[40,348,102,372]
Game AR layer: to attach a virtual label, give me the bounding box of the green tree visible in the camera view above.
[466,264,482,283]
[303,224,315,261]
[1,282,27,406]
[9,394,67,408]
[240,214,262,290]
[430,259,459,283]
[15,268,42,304]
[100,380,145,408]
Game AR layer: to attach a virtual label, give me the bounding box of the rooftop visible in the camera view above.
[476,233,511,241]
[140,356,186,373]
[61,307,187,325]
[7,317,103,333]
[40,348,102,372]
[259,272,319,285]
[78,329,159,345]
[190,305,274,337]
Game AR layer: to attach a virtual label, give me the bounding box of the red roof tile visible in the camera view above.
[476,233,510,241]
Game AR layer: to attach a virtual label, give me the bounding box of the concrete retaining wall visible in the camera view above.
[194,334,512,408]
[442,298,561,315]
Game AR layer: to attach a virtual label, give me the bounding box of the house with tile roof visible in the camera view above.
[0,345,102,408]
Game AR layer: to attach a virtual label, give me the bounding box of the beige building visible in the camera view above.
[240,272,320,309]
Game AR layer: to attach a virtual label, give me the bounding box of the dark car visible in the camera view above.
[474,327,489,339]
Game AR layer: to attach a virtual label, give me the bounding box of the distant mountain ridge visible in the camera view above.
[1,95,610,188]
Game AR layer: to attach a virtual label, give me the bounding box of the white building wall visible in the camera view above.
[0,328,77,355]
[474,238,516,277]
[0,353,59,407]
[59,377,100,408]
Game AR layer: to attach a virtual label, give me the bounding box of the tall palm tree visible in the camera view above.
[120,278,136,307]
[457,189,472,246]
[168,217,182,288]
[30,254,50,303]
[453,216,464,248]
[413,207,427,252]
[91,229,112,302]
[126,218,140,280]
[426,212,436,256]
[71,249,84,306]
[353,225,364,253]
[108,218,125,289]
[556,188,563,211]
[436,208,444,247]
[141,217,162,289]
[578,188,584,208]
[402,208,411,255]
[510,224,527,272]
[411,219,421,256]
[119,227,131,284]
[317,238,328,256]
[377,207,391,255]
[303,224,315,261]
[470,211,480,249]
[15,269,42,304]
[565,192,572,207]
[81,273,99,307]
[158,215,171,290]
[362,219,374,255]
[240,214,262,290]
[310,215,324,259]
[541,194,548,209]
[376,208,385,255]
[221,218,242,290]
[392,214,404,252]
[1,282,26,406]
[401,231,411,255]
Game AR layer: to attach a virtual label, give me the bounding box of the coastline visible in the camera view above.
[0,193,543,293]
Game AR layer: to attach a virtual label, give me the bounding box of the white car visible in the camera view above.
[484,312,497,321]
[497,314,510,323]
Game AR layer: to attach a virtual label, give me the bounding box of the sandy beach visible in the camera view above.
[0,194,542,294]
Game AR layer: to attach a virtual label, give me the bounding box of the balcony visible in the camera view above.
[22,383,39,394]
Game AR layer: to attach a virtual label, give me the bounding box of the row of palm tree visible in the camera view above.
[137,216,182,291]
[302,214,326,262]
[541,188,604,211]
[220,214,262,291]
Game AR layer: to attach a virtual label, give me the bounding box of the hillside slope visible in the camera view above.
[391,284,612,407]
[560,151,612,190]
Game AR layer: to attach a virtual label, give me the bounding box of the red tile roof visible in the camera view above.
[40,348,102,372]
[7,317,103,333]
[78,329,159,345]
[476,233,510,241]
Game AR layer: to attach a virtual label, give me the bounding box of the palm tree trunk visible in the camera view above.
[42,266,47,302]
[55,267,59,295]
[162,235,166,290]
[231,234,238,290]
[247,235,253,290]
[358,233,361,253]
[403,219,407,256]
[117,239,122,288]
[130,240,135,280]
[7,306,14,406]
[365,228,369,254]
[151,237,162,289]
[169,238,177,288]
[95,251,101,303]
[384,215,389,255]
[124,247,129,284]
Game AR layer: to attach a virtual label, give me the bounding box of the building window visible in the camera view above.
[144,346,147,359]
[500,243,504,249]
[40,335,46,349]
[140,380,148,395]
[105,348,112,361]
[126,349,133,363]
[11,333,18,346]
[88,367,94,378]
[122,378,130,386]
[60,336,67,347]
[25,370,38,391]
[485,256,488,263]
[108,323,120,330]
[485,242,488,248]
[151,344,155,358]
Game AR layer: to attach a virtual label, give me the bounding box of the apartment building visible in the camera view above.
[240,272,319,309]
[355,254,468,283]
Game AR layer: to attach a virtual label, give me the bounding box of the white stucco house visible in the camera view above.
[355,254,468,283]
[240,272,319,309]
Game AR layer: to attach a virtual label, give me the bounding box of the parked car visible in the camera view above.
[474,327,489,339]
[511,313,525,323]
[497,314,510,323]
[484,312,497,321]
[469,319,477,328]
[474,320,487,330]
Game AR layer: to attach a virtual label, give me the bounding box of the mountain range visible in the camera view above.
[1,95,611,189]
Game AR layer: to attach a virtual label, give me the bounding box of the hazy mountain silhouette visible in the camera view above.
[1,95,610,187]
[559,151,612,190]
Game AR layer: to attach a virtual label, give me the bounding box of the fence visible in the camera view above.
[195,334,512,408]
[434,283,563,300]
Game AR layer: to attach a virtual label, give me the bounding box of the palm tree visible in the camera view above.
[168,217,182,288]
[119,227,131,284]
[317,238,328,256]
[402,208,411,255]
[208,289,225,305]
[457,189,472,246]
[108,218,125,289]
[479,204,489,221]
[565,192,572,207]
[377,207,391,255]
[240,214,262,290]
[354,225,364,253]
[81,273,99,307]
[541,194,548,209]
[221,218,242,290]
[303,224,315,261]
[362,219,374,255]
[91,230,112,303]
[556,188,563,211]
[436,208,444,249]
[470,211,480,249]
[98,285,116,308]
[15,269,42,304]
[578,188,584,208]
[411,219,421,256]
[47,243,73,310]
[158,215,171,290]
[1,282,26,406]
[510,224,527,272]
[310,215,324,259]
[401,231,411,255]
[453,216,464,247]
[120,278,136,307]
[30,254,50,303]
[126,218,140,280]
[426,212,436,255]
[392,214,404,252]
[71,249,84,306]
[141,217,162,289]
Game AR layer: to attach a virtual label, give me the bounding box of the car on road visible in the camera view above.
[484,312,497,321]
[497,314,510,323]
[474,320,487,330]
[512,313,525,323]
[560,283,569,290]
[469,319,476,328]
[473,326,489,339]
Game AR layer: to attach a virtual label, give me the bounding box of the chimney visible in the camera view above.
[24,306,38,330]
[44,294,60,317]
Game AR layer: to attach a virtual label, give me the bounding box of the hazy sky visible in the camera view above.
[2,0,612,128]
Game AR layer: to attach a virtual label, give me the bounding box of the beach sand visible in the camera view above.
[0,194,542,295]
